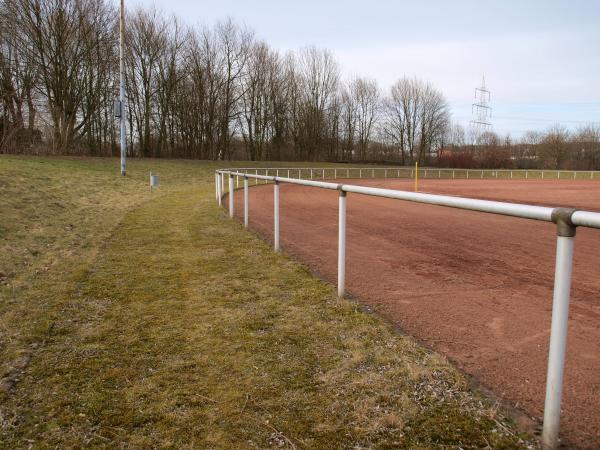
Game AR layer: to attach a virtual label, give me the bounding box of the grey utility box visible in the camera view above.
[114,99,122,118]
[150,173,159,189]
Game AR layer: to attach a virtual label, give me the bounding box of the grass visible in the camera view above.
[0,155,535,448]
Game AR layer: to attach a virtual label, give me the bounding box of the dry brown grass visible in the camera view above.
[0,156,536,448]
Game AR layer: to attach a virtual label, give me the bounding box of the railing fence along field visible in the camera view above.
[215,167,598,190]
[214,167,600,450]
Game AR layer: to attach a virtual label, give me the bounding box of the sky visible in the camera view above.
[131,0,600,137]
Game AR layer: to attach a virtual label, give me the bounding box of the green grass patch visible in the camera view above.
[0,156,534,448]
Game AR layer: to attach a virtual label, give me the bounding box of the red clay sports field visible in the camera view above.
[228,178,600,448]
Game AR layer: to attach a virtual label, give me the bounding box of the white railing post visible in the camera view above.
[217,173,222,205]
[526,170,529,179]
[310,168,313,180]
[274,181,280,251]
[236,175,239,188]
[228,175,234,218]
[244,177,249,228]
[452,170,455,179]
[338,190,347,297]
[215,173,219,202]
[360,168,362,178]
[542,209,577,450]
[323,169,325,179]
[335,168,337,179]
[219,172,224,205]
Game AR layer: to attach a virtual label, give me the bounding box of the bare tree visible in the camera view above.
[383,78,448,164]
[295,46,340,160]
[183,26,221,159]
[124,7,168,157]
[351,77,379,161]
[540,124,570,169]
[572,124,600,170]
[155,16,187,157]
[5,0,115,153]
[447,122,466,147]
[0,7,39,151]
[266,50,289,160]
[339,85,356,161]
[417,82,449,163]
[239,41,277,161]
[214,19,252,160]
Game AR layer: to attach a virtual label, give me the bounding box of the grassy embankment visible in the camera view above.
[0,156,534,448]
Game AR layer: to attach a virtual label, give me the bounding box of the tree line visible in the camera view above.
[1,0,598,168]
[442,124,600,170]
[0,0,448,162]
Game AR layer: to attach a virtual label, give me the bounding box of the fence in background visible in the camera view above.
[215,167,600,450]
[216,167,600,189]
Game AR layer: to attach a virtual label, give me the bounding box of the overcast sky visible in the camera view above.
[131,0,600,137]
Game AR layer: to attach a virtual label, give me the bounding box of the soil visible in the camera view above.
[229,178,600,448]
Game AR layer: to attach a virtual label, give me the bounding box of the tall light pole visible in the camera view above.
[119,0,126,175]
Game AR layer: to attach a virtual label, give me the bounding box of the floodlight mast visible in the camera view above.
[119,0,126,176]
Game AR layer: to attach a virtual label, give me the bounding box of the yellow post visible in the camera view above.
[414,161,419,192]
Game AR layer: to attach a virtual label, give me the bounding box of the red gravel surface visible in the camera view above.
[229,178,600,448]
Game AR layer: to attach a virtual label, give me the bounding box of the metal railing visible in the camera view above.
[216,167,600,188]
[214,167,600,449]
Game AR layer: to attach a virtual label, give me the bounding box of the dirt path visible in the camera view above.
[231,178,600,448]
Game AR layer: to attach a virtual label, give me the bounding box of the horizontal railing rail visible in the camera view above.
[214,168,600,450]
[220,166,600,182]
